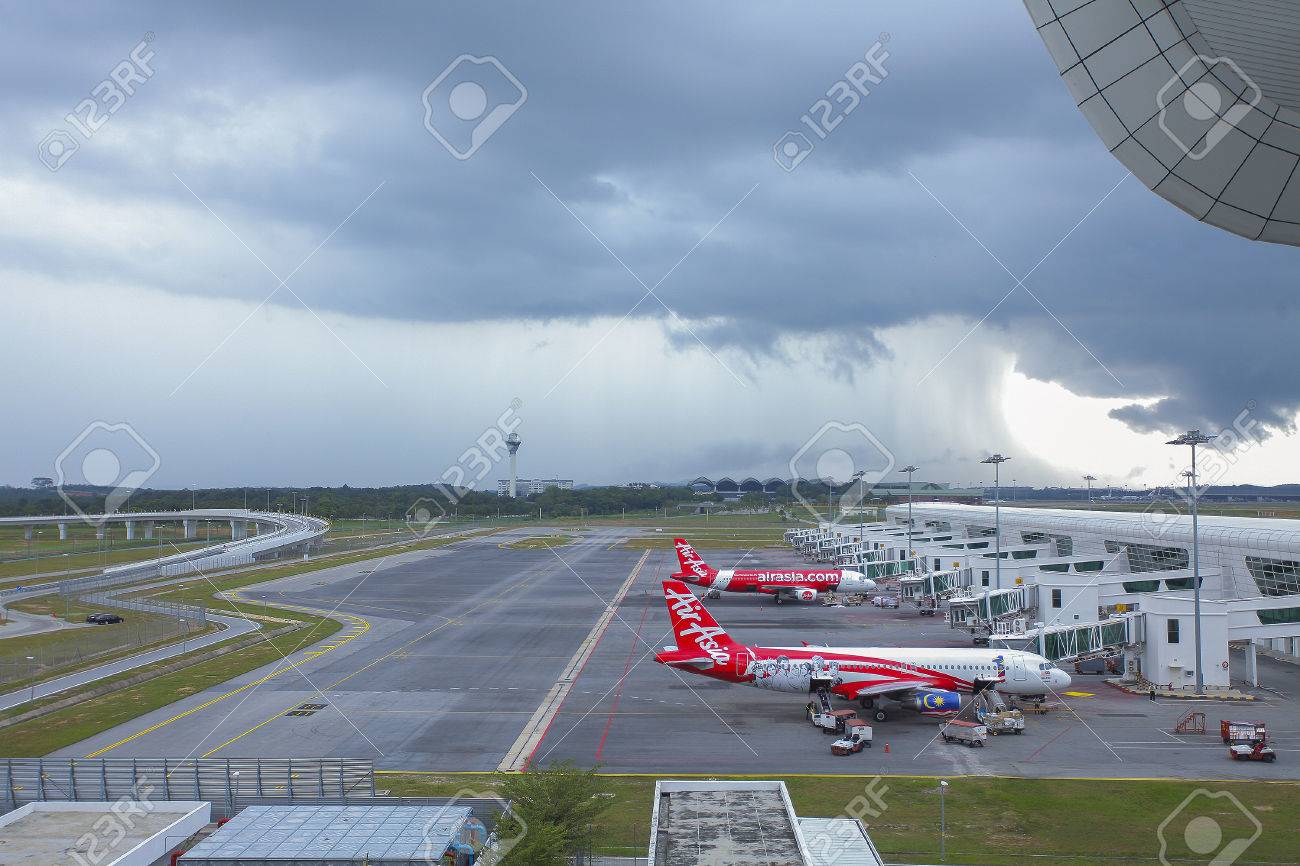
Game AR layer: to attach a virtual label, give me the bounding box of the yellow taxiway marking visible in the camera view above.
[199,575,538,758]
[84,598,370,759]
[1064,691,1096,697]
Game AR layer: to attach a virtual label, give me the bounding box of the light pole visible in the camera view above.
[1168,430,1212,694]
[901,465,918,572]
[939,779,949,861]
[1083,474,1097,505]
[981,454,1011,590]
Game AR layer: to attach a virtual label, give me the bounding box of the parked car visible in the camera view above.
[879,596,899,609]
[85,613,124,625]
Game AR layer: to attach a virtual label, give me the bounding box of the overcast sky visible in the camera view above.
[3,0,1298,492]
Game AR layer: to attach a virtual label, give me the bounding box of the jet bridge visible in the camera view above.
[899,568,976,604]
[1023,615,1144,663]
[948,585,1037,630]
[863,559,916,580]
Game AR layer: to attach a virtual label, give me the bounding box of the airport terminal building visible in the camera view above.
[807,504,1300,690]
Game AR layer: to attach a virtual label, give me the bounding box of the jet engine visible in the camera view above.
[912,689,962,714]
[793,588,817,602]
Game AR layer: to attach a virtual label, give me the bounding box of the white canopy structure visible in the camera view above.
[1025,0,1300,244]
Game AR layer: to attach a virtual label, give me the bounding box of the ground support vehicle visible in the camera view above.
[831,720,873,754]
[940,719,988,747]
[1222,720,1276,762]
[981,709,1025,735]
[1221,720,1266,744]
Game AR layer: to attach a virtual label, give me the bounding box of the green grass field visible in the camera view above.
[505,535,576,549]
[0,610,343,757]
[0,529,497,756]
[0,595,218,691]
[376,772,1300,864]
[0,520,233,559]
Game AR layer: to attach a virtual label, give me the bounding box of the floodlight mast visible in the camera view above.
[1167,429,1213,695]
[980,454,1011,589]
[1083,474,1097,504]
[901,465,919,573]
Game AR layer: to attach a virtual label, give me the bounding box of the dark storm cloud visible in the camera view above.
[5,0,1298,439]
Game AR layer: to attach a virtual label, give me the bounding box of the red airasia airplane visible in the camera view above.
[654,579,1071,721]
[671,538,875,603]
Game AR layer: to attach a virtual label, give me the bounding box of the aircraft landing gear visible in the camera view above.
[774,594,783,605]
[872,709,888,723]
[858,696,875,710]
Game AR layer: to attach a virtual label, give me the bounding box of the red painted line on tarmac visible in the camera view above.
[1025,722,1075,762]
[595,600,652,762]
[523,558,659,771]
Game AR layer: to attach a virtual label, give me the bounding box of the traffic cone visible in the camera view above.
[883,743,890,753]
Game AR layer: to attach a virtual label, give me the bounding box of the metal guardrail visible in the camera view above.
[161,552,254,576]
[1,758,375,816]
[75,591,208,625]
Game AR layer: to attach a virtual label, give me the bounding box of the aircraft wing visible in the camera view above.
[834,679,933,701]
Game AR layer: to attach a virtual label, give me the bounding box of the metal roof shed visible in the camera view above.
[176,804,474,865]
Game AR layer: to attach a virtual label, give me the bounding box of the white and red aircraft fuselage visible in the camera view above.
[654,579,1071,720]
[672,538,875,603]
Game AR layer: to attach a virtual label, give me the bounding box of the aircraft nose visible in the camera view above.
[1055,668,1072,689]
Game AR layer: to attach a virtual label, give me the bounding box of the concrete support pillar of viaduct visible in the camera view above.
[58,522,67,541]
[125,520,136,541]
[230,520,249,540]
[1248,641,1259,688]
[23,526,33,541]
[95,525,106,541]
[142,521,155,540]
[183,519,198,539]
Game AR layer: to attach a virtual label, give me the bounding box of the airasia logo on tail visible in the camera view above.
[666,586,730,664]
[674,539,711,578]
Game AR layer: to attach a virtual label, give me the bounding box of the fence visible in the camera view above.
[55,563,161,596]
[0,606,203,686]
[76,591,208,625]
[1,758,376,817]
[160,551,254,577]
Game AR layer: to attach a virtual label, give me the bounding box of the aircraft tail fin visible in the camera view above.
[673,538,715,580]
[662,580,740,655]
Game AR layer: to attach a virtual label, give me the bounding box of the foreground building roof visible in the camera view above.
[1025,0,1300,244]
